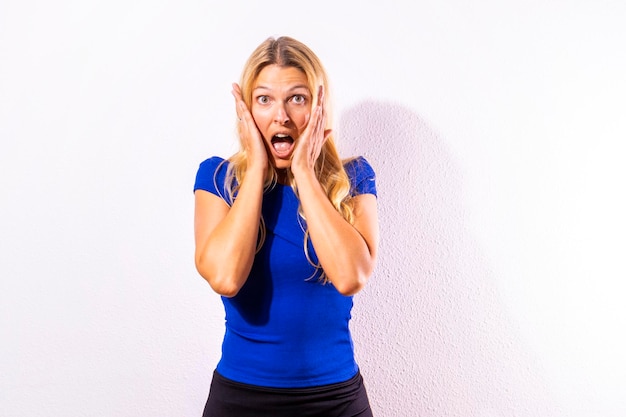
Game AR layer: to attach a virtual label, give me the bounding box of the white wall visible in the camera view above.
[1,1,625,416]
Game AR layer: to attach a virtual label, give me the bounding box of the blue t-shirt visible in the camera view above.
[194,156,377,388]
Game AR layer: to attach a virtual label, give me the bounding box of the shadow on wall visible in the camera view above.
[338,101,556,417]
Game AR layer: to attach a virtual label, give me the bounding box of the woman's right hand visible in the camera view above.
[232,83,268,172]
[194,85,268,297]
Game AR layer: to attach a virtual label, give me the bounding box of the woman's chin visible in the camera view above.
[272,157,292,170]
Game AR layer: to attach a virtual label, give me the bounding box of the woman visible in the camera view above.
[193,36,379,417]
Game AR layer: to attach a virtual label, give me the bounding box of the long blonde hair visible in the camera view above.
[224,36,354,280]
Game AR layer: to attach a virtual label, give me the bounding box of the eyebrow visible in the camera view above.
[253,84,310,93]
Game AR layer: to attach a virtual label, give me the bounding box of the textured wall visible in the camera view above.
[1,1,625,416]
[340,102,553,416]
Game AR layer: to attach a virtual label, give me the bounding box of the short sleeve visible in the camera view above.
[193,156,233,204]
[344,156,377,198]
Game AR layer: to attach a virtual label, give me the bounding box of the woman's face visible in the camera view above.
[250,64,312,169]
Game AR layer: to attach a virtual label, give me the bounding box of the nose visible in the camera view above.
[274,104,290,125]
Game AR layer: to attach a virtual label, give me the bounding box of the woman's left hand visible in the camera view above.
[291,85,332,177]
[289,84,379,296]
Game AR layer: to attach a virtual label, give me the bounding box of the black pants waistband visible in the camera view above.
[203,369,373,417]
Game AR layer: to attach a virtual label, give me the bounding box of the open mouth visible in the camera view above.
[271,134,294,158]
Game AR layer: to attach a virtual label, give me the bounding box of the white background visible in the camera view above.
[1,1,625,416]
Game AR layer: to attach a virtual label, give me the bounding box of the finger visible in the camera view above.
[315,105,325,138]
[235,94,255,126]
[315,86,326,137]
[231,83,243,99]
[231,84,244,120]
[317,85,324,108]
[311,107,326,163]
[239,101,253,126]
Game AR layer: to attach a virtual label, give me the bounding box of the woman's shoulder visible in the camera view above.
[343,156,375,177]
[194,156,232,196]
[198,155,228,170]
[343,156,377,197]
[196,156,231,177]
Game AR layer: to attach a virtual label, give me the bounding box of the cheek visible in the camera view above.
[250,110,270,132]
[297,111,311,130]
[250,107,262,122]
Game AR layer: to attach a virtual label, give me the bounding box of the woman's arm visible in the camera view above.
[291,87,379,295]
[194,166,265,297]
[194,84,268,297]
[293,172,379,295]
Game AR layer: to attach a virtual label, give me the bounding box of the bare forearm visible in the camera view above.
[295,172,376,295]
[195,171,264,296]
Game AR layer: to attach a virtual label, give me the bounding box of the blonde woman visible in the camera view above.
[194,36,379,416]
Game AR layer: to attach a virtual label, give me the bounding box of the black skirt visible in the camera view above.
[202,370,373,417]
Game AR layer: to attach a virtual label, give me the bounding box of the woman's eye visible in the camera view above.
[257,96,270,104]
[292,95,306,104]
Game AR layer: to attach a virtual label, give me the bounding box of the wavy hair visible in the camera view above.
[222,36,355,281]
